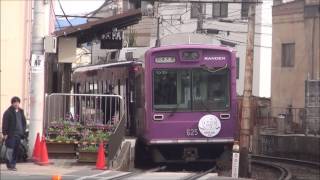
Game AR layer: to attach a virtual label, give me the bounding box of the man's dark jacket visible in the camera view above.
[2,106,27,138]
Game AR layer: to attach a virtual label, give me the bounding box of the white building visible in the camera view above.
[150,1,272,97]
[87,0,272,97]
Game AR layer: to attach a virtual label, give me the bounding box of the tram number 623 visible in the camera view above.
[186,128,198,136]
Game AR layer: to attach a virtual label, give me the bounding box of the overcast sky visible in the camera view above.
[54,0,105,16]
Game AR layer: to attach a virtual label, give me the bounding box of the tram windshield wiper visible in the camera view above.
[168,105,179,117]
[200,64,227,74]
[200,99,211,113]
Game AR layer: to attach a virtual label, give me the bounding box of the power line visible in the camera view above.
[50,0,61,30]
[57,0,73,27]
[216,35,271,48]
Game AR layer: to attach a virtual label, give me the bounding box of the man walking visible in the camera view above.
[2,97,27,171]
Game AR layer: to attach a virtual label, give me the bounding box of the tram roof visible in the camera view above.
[73,61,142,73]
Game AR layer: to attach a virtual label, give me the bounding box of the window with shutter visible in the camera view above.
[281,43,295,67]
[213,3,228,18]
[241,3,249,19]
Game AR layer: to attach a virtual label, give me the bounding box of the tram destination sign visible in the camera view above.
[100,28,123,49]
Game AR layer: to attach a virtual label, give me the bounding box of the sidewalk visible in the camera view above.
[0,159,99,177]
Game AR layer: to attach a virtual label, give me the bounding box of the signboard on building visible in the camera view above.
[31,54,45,73]
[100,28,123,49]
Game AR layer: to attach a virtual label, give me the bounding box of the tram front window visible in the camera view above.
[192,68,230,111]
[153,69,191,111]
[153,68,230,112]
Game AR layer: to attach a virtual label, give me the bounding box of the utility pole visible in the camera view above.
[239,1,256,178]
[29,0,49,156]
[155,16,161,47]
[155,1,161,47]
[196,3,204,33]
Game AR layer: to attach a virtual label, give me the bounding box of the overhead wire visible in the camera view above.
[57,0,73,27]
[50,0,62,30]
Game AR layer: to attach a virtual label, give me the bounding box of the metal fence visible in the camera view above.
[255,106,307,134]
[45,93,124,127]
[44,93,126,161]
[305,80,320,135]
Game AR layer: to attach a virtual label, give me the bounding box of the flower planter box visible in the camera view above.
[78,151,98,163]
[46,141,77,159]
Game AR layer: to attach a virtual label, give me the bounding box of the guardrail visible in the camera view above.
[44,93,126,163]
[45,93,124,127]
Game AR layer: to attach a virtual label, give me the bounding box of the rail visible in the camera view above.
[251,159,291,180]
[252,155,320,169]
[182,167,216,180]
[108,166,166,180]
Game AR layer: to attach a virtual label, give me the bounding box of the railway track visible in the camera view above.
[99,155,318,180]
[251,155,320,180]
[181,167,217,180]
[107,165,218,180]
[108,166,167,180]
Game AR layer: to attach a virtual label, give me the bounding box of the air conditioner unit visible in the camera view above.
[44,36,57,53]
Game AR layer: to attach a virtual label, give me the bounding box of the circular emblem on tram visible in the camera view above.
[198,114,221,137]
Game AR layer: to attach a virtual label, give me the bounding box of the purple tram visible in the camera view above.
[72,44,237,164]
[134,44,238,163]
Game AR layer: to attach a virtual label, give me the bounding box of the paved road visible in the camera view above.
[1,161,239,180]
[1,169,221,180]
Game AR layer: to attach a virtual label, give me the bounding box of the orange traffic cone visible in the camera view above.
[32,133,41,161]
[37,136,50,165]
[96,142,107,170]
[52,175,62,180]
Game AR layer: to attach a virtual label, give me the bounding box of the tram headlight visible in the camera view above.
[155,56,176,63]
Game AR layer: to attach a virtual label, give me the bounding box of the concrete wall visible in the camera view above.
[259,134,320,162]
[271,0,320,112]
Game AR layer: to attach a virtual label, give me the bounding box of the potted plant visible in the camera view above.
[46,134,77,158]
[46,119,81,158]
[77,130,110,162]
[78,144,99,163]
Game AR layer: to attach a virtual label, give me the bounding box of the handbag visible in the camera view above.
[0,140,7,163]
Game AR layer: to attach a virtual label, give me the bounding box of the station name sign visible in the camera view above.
[100,28,123,49]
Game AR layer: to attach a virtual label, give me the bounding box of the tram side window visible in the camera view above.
[135,74,143,108]
[85,82,90,93]
[89,82,93,94]
[76,83,81,93]
[94,82,98,94]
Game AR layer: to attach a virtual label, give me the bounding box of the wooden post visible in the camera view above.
[239,2,256,178]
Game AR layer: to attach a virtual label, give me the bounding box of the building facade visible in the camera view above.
[154,1,272,97]
[271,0,319,132]
[271,0,319,108]
[0,0,33,123]
[0,0,54,128]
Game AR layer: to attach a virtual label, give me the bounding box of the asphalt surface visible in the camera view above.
[0,161,237,180]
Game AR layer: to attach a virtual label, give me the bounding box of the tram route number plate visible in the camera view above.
[186,128,198,136]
